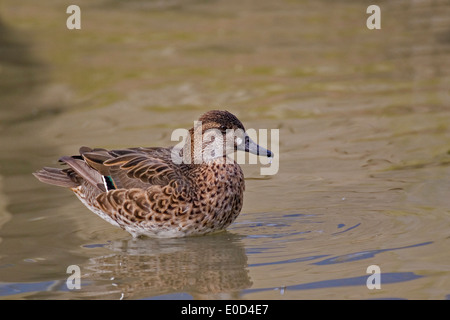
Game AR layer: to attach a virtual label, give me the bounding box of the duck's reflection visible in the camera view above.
[81,232,252,299]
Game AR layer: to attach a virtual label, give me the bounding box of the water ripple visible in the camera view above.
[312,241,433,265]
[243,272,423,296]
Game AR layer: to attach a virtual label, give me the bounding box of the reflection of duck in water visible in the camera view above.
[78,233,252,299]
[33,110,272,238]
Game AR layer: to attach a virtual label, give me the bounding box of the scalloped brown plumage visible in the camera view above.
[33,110,273,238]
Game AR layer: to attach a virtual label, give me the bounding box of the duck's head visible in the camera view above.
[187,110,273,163]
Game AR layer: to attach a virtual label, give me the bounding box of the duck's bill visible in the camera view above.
[238,134,273,158]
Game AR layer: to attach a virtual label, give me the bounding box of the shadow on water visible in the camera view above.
[0,19,44,96]
[0,17,58,123]
[0,17,75,295]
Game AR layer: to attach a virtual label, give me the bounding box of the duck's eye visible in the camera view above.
[219,125,227,133]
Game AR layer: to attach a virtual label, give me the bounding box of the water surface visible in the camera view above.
[0,0,449,299]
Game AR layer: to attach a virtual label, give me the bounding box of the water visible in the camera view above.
[1,0,449,299]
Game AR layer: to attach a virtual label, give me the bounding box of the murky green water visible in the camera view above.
[1,0,449,299]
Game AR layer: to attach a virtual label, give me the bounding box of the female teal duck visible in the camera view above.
[33,110,273,238]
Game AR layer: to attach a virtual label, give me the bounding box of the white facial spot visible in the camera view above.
[236,137,243,145]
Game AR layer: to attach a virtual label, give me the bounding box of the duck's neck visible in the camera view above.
[177,129,230,165]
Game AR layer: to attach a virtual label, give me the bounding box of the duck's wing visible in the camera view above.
[81,146,194,226]
[80,146,190,191]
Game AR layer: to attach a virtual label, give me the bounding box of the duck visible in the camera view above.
[33,110,273,238]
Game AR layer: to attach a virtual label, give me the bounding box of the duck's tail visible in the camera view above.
[33,166,79,188]
[33,147,106,192]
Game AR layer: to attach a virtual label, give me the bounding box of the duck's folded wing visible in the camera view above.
[81,147,189,191]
